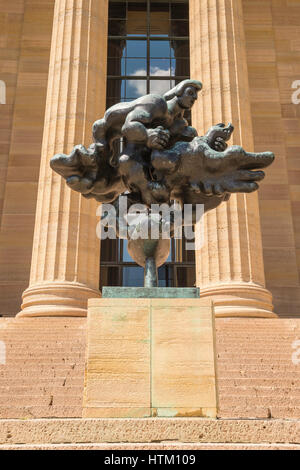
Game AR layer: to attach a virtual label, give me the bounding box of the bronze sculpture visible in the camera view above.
[50,80,275,287]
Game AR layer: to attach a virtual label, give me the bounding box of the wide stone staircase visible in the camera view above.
[0,317,86,419]
[216,318,300,419]
[0,316,299,448]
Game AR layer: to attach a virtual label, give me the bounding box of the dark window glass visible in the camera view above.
[108,38,126,59]
[126,40,147,58]
[123,266,144,286]
[100,266,121,286]
[176,266,196,287]
[107,58,126,76]
[126,58,147,75]
[101,238,119,263]
[108,2,127,18]
[101,0,194,290]
[170,2,188,19]
[170,19,189,37]
[150,40,170,58]
[170,39,189,58]
[106,78,126,99]
[108,19,127,36]
[150,2,169,12]
[158,265,173,287]
[128,2,147,12]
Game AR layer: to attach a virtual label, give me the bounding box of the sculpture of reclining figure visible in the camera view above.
[50,79,274,213]
[50,80,204,204]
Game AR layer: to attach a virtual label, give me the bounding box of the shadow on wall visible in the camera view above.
[0,80,6,104]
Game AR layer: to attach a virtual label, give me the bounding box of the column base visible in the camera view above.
[199,283,277,318]
[17,282,101,317]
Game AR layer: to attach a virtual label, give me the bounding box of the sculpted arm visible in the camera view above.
[169,117,198,142]
[122,108,151,143]
[122,103,170,150]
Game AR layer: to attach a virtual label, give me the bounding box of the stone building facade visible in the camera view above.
[0,0,299,448]
[0,0,300,319]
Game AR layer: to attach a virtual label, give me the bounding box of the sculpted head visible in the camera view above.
[163,79,202,110]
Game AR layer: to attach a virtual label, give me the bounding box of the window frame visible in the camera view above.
[100,0,195,290]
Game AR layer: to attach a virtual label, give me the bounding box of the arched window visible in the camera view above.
[0,80,6,104]
[100,0,195,290]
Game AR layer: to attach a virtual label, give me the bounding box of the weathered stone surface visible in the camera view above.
[0,417,298,445]
[2,443,299,450]
[102,287,200,298]
[83,299,151,418]
[0,318,300,419]
[151,299,217,417]
[83,298,217,418]
[1,317,300,419]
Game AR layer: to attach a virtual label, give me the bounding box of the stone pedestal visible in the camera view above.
[83,298,218,418]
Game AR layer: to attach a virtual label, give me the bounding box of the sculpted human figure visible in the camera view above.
[51,79,227,204]
[92,80,204,204]
[50,79,275,283]
[50,79,274,212]
[92,79,203,160]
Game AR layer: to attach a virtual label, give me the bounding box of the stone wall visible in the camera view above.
[0,0,54,316]
[244,0,300,316]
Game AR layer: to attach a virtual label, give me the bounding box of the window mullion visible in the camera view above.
[147,0,150,94]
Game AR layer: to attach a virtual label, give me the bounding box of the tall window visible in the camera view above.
[100,0,195,289]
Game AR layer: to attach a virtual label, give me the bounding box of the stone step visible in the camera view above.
[218,386,300,395]
[220,396,300,406]
[218,378,300,386]
[218,366,298,371]
[0,442,299,450]
[0,406,83,419]
[1,317,300,420]
[218,361,297,366]
[0,395,83,406]
[218,406,300,419]
[0,385,83,394]
[0,418,298,445]
[217,369,298,377]
[2,360,85,366]
[0,367,83,375]
[0,371,83,380]
[217,351,297,356]
[0,378,83,387]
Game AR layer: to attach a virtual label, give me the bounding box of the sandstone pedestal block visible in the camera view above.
[83,298,218,418]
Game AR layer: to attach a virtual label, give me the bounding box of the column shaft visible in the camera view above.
[190,0,275,317]
[19,0,108,316]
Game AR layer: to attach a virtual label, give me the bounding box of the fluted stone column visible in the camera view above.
[190,0,275,317]
[18,0,108,316]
